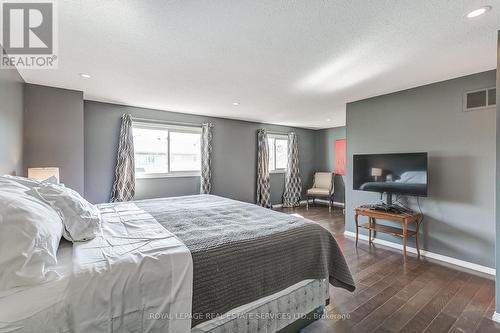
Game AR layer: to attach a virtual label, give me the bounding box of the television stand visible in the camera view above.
[354,207,423,258]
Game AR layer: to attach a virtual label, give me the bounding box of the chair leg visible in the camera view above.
[306,196,309,210]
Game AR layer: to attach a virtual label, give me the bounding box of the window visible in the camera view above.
[132,122,202,178]
[268,134,288,172]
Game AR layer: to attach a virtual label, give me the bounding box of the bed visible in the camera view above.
[0,194,354,332]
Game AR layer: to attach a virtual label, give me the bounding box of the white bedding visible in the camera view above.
[0,202,193,333]
[0,241,73,332]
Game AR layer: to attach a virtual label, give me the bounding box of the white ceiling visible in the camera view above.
[19,0,500,129]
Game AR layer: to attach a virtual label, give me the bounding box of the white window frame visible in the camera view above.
[268,133,289,174]
[132,121,202,179]
[463,86,496,112]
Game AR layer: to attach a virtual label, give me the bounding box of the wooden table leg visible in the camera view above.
[415,218,421,259]
[372,218,377,240]
[355,214,359,247]
[403,221,407,258]
[368,217,372,244]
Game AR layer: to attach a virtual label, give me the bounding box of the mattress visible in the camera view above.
[192,279,329,333]
[1,263,326,333]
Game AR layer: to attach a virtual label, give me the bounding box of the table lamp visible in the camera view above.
[371,167,382,182]
[28,167,60,183]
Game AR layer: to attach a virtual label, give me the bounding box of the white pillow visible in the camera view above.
[0,174,58,189]
[0,178,64,292]
[28,183,101,242]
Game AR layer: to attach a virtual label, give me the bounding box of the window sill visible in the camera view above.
[136,172,201,179]
[270,170,286,174]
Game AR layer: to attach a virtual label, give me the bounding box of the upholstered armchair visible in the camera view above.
[306,172,335,211]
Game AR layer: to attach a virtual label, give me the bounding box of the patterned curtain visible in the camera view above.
[283,132,302,207]
[110,114,135,202]
[200,123,214,194]
[256,129,271,208]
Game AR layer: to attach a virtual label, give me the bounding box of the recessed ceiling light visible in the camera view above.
[79,73,91,78]
[465,6,492,18]
[233,102,240,106]
[326,118,331,122]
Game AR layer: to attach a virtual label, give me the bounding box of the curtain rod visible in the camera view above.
[131,116,201,127]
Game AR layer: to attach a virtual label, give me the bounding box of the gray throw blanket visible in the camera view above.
[135,194,355,327]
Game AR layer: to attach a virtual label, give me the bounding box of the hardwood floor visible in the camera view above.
[278,205,499,333]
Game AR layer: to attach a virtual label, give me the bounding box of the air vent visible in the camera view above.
[463,87,496,112]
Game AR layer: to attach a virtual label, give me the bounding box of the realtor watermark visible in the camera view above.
[1,0,57,69]
[147,311,351,321]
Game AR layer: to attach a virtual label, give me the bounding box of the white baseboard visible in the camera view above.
[314,198,345,207]
[492,312,500,323]
[272,199,345,209]
[272,200,308,209]
[344,231,495,276]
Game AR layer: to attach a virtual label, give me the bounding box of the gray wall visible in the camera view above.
[0,61,24,176]
[24,84,84,193]
[84,101,316,204]
[346,70,496,268]
[315,127,346,203]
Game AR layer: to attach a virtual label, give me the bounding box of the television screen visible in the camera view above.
[353,152,428,197]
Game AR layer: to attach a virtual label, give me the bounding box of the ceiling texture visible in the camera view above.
[19,0,500,129]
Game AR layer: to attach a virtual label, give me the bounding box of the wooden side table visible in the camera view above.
[354,207,423,258]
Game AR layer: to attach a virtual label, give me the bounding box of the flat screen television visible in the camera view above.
[353,152,428,198]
